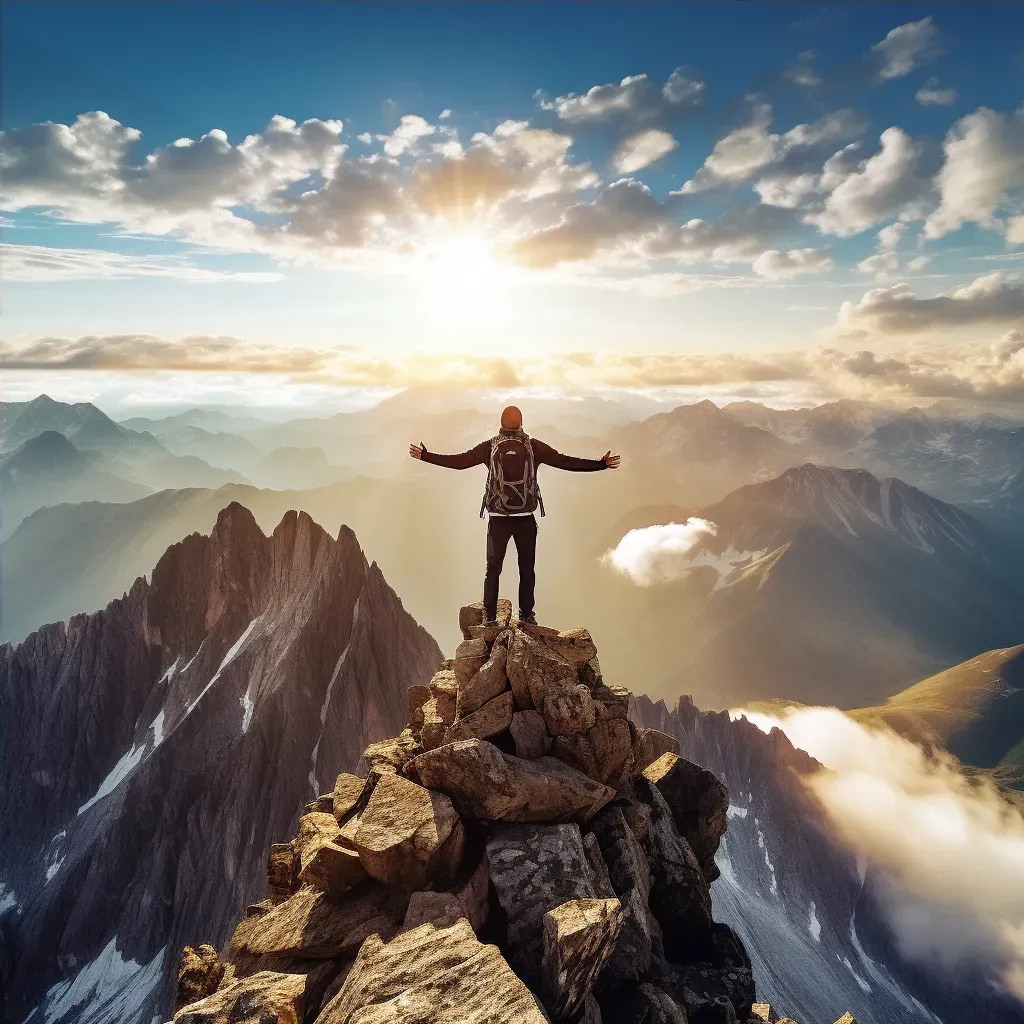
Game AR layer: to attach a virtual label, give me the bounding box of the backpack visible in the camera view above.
[480,432,546,518]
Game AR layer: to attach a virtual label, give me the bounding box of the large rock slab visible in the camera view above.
[635,778,712,952]
[228,882,408,967]
[316,919,549,1023]
[541,898,623,1020]
[299,839,366,896]
[507,630,576,710]
[408,739,614,823]
[446,690,514,743]
[642,753,729,883]
[486,823,599,984]
[353,773,464,888]
[172,969,311,1023]
[456,644,510,717]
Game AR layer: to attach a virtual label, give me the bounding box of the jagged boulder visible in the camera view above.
[541,898,623,1019]
[172,969,312,1023]
[408,739,614,823]
[751,1004,779,1023]
[635,776,713,950]
[352,773,464,888]
[453,638,490,687]
[332,774,366,825]
[589,806,660,984]
[642,753,729,883]
[541,681,597,736]
[507,630,576,709]
[833,1015,857,1024]
[588,717,634,783]
[295,812,365,895]
[545,628,599,667]
[407,684,432,731]
[316,919,549,1023]
[487,823,602,983]
[592,682,630,719]
[456,643,510,717]
[446,690,514,743]
[175,945,225,1013]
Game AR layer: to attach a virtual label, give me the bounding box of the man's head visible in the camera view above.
[501,405,523,431]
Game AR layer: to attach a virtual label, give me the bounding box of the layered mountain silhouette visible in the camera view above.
[0,430,150,537]
[0,504,440,1024]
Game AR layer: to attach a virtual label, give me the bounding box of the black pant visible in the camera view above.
[484,514,537,620]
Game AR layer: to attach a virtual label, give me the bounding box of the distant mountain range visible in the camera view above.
[851,644,1024,793]
[7,459,1024,715]
[0,502,440,1024]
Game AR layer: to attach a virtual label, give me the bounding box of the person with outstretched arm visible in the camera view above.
[409,405,620,625]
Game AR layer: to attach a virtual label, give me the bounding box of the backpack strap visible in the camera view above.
[480,436,500,518]
[522,435,545,518]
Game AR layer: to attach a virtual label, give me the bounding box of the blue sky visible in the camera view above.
[4,2,1024,411]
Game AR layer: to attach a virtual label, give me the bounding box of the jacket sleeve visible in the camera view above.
[532,438,608,472]
[419,440,490,470]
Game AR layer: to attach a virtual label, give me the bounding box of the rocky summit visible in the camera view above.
[169,600,853,1024]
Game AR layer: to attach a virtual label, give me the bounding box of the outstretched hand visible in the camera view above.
[409,443,424,460]
[603,450,621,469]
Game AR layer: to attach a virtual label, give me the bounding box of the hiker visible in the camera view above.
[409,405,620,625]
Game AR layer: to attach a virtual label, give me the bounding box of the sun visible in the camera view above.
[416,229,509,330]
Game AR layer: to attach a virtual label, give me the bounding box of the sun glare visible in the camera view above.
[417,230,509,330]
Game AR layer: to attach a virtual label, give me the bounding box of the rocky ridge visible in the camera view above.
[170,602,853,1024]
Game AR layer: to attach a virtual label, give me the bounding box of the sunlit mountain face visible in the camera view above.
[5,3,1024,1023]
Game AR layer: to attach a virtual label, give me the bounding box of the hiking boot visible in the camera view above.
[519,612,538,625]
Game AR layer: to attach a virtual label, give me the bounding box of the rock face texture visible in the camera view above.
[0,504,441,1024]
[170,604,856,1024]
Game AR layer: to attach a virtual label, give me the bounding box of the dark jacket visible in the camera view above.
[420,436,607,475]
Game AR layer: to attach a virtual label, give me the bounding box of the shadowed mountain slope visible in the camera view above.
[0,503,441,1024]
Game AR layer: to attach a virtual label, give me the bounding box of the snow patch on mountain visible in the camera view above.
[35,937,167,1024]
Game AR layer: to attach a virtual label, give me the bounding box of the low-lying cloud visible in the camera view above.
[737,705,1024,1000]
[602,519,718,585]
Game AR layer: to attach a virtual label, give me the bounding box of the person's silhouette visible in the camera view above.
[410,405,620,624]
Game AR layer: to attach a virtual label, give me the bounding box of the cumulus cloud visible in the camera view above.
[535,68,704,124]
[837,272,1024,336]
[752,247,832,279]
[378,114,436,157]
[682,105,863,194]
[1,243,284,283]
[602,519,718,585]
[856,251,901,281]
[611,129,677,174]
[737,705,1024,999]
[649,204,798,265]
[876,222,904,250]
[806,127,933,237]
[868,17,943,82]
[916,78,957,107]
[906,255,931,272]
[925,106,1024,240]
[782,50,821,88]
